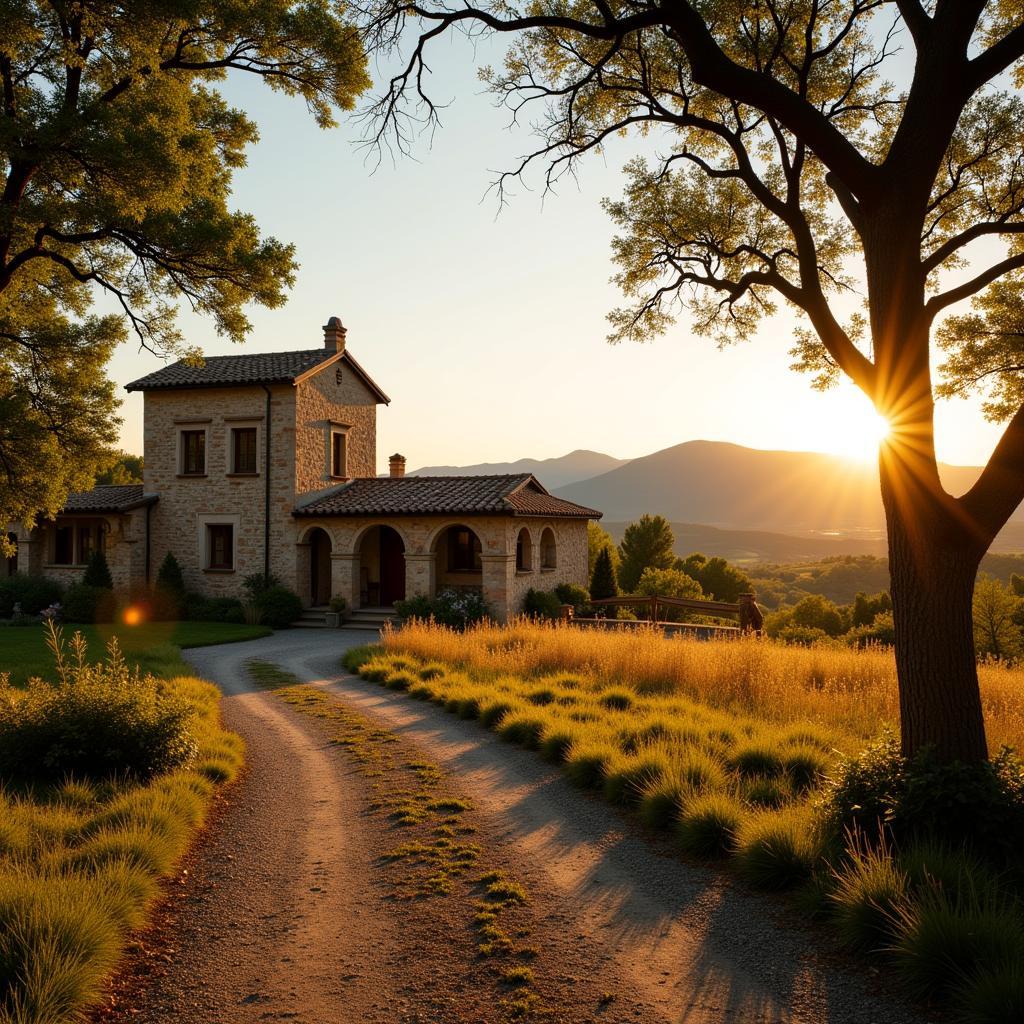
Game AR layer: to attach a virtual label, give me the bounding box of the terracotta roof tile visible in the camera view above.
[60,485,158,514]
[294,475,601,519]
[125,349,390,403]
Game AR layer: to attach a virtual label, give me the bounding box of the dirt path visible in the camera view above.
[96,631,928,1024]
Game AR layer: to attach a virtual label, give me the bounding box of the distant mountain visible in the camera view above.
[556,440,1022,534]
[410,449,629,490]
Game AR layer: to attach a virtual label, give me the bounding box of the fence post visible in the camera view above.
[738,593,763,634]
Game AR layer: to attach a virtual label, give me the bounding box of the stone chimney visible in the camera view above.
[323,315,347,352]
[389,453,406,478]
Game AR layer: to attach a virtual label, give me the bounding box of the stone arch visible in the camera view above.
[515,527,533,572]
[302,526,333,606]
[431,522,484,596]
[540,527,557,570]
[349,519,413,558]
[356,524,407,607]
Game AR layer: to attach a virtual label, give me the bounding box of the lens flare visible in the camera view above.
[122,605,144,626]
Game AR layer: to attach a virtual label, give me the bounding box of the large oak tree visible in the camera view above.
[362,0,1024,762]
[0,0,369,536]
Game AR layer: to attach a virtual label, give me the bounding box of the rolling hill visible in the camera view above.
[410,449,629,490]
[555,440,1016,533]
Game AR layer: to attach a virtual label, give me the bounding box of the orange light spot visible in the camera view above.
[122,605,144,626]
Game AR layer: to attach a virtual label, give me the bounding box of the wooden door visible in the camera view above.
[379,527,406,606]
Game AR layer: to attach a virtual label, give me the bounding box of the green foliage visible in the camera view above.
[678,554,752,603]
[82,550,114,590]
[393,594,434,620]
[617,515,675,593]
[589,545,618,601]
[973,574,1024,662]
[178,592,244,624]
[851,591,892,628]
[432,590,490,629]
[0,626,197,783]
[242,573,281,600]
[254,585,303,629]
[636,566,702,622]
[0,575,63,617]
[522,588,562,620]
[62,583,116,624]
[734,807,823,889]
[828,835,908,953]
[0,0,370,533]
[156,553,186,597]
[554,583,590,612]
[95,452,144,486]
[676,793,744,858]
[587,521,618,578]
[847,611,896,648]
[821,737,1024,865]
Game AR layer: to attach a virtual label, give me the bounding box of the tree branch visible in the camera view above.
[960,400,1024,546]
[926,253,1024,318]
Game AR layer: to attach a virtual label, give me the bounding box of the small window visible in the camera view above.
[448,527,482,573]
[207,524,234,570]
[232,427,258,474]
[54,525,73,565]
[181,430,206,475]
[516,528,533,572]
[541,528,557,569]
[331,431,347,478]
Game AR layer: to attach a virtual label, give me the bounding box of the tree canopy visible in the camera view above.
[1,0,369,535]
[617,513,675,592]
[360,0,1024,761]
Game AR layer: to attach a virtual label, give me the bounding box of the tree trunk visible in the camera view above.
[881,467,989,763]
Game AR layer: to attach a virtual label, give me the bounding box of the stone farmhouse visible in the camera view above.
[4,319,601,622]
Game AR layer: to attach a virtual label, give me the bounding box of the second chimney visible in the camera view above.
[323,315,347,352]
[389,453,407,478]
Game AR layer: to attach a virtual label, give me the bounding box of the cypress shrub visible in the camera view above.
[590,546,618,600]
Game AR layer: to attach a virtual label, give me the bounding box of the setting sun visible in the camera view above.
[815,392,892,462]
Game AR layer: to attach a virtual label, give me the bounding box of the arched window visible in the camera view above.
[540,527,557,570]
[516,528,533,572]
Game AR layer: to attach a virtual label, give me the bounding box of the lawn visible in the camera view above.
[0,620,271,685]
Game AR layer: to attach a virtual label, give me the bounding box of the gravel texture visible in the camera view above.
[91,630,930,1024]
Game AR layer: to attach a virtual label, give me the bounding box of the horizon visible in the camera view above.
[104,34,1006,475]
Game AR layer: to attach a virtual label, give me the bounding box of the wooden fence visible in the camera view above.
[564,592,763,634]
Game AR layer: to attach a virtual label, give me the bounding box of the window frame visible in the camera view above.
[515,528,533,573]
[540,527,557,571]
[230,425,259,475]
[329,427,348,479]
[206,524,234,571]
[179,428,207,476]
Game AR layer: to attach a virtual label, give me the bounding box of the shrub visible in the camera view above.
[522,588,562,620]
[0,574,63,617]
[955,962,1024,1024]
[156,552,185,596]
[254,585,303,629]
[394,594,434,620]
[598,688,633,712]
[637,776,690,830]
[0,627,198,783]
[603,749,670,806]
[63,583,117,624]
[497,711,547,749]
[242,572,280,600]
[432,589,489,629]
[82,549,114,589]
[821,737,1024,864]
[184,593,245,623]
[729,743,785,778]
[554,583,590,614]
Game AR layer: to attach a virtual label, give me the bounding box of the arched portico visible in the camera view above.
[357,524,407,607]
[431,523,484,596]
[307,527,333,606]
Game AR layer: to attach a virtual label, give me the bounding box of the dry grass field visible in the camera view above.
[382,619,1024,754]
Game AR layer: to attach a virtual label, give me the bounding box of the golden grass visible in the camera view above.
[0,674,243,1024]
[383,619,1024,754]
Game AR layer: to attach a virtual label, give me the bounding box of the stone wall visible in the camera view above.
[143,385,298,598]
[293,358,378,500]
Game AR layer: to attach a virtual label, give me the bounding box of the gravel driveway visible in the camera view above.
[94,630,928,1024]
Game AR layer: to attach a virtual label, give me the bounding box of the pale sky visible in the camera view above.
[107,33,1006,474]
